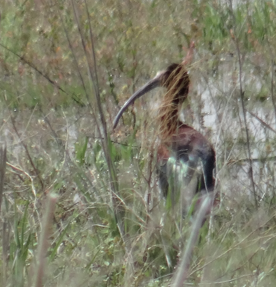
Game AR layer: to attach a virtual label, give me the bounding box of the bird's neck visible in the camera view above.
[157,64,190,142]
[158,104,182,142]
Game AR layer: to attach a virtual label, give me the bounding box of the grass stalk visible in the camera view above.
[33,193,58,287]
[171,194,212,286]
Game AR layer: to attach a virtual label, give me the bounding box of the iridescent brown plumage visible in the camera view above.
[113,42,215,204]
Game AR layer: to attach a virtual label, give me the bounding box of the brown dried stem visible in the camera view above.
[34,193,58,287]
[0,145,6,214]
[229,0,257,207]
[11,117,44,190]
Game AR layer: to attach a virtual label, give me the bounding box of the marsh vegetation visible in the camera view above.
[1,0,276,286]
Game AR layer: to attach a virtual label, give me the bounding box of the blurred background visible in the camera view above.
[1,0,276,286]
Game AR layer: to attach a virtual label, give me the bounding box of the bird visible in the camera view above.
[113,42,216,213]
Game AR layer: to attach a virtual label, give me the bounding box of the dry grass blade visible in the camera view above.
[34,193,58,287]
[0,145,7,214]
[171,194,212,287]
[248,110,276,134]
[70,0,123,236]
[0,146,7,284]
[0,42,82,104]
[11,117,44,189]
[229,2,257,207]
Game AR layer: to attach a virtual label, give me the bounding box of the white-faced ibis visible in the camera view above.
[113,43,215,211]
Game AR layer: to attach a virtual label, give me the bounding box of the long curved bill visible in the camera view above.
[113,73,163,129]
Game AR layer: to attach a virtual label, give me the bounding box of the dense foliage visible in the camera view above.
[1,0,276,286]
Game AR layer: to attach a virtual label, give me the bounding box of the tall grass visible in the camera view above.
[0,0,276,286]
